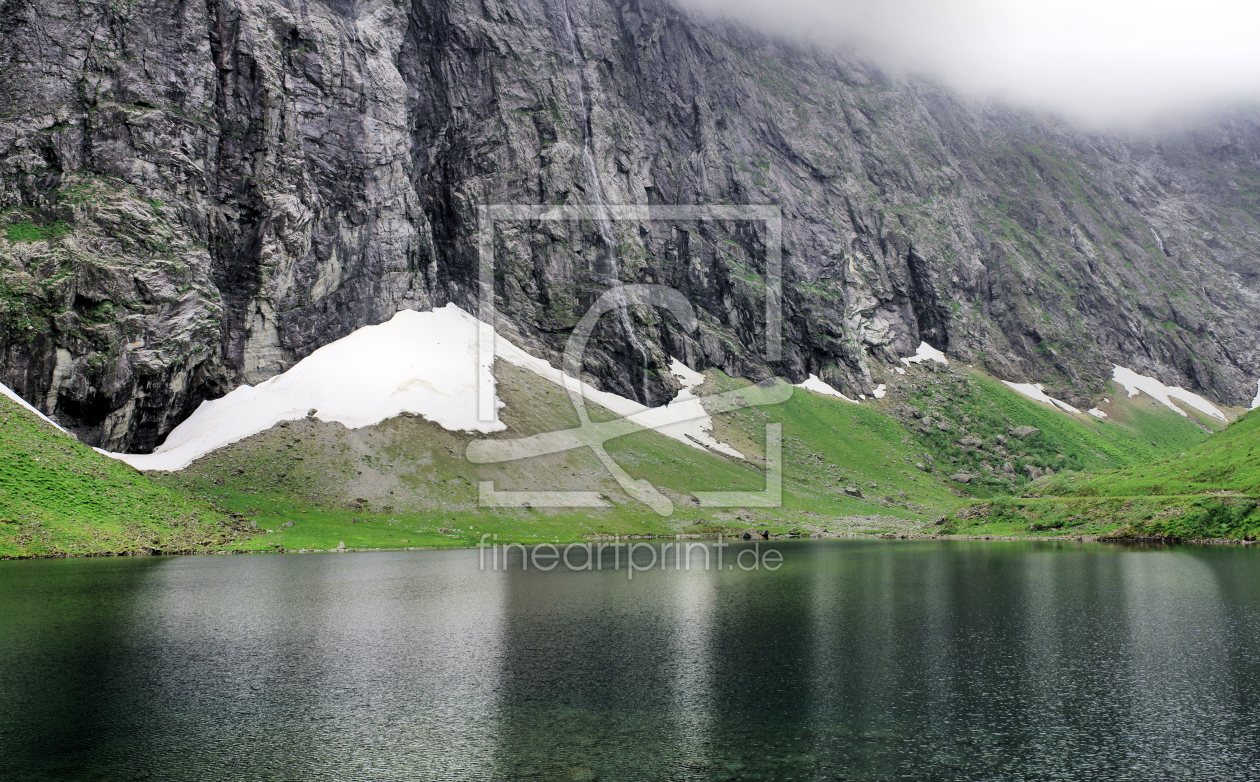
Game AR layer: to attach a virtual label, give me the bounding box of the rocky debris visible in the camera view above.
[950,473,977,484]
[994,435,1007,447]
[842,486,864,498]
[1011,426,1041,439]
[1024,465,1043,479]
[915,462,928,472]
[957,435,984,448]
[282,521,294,527]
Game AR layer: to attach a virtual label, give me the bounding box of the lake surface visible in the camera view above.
[2,540,1260,781]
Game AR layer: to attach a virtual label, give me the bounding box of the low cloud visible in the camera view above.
[679,0,1260,128]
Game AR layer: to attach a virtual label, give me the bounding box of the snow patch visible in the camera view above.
[0,381,72,436]
[900,342,948,366]
[894,367,906,375]
[102,305,742,471]
[1112,365,1226,422]
[492,344,743,458]
[795,374,859,403]
[873,384,887,399]
[1001,381,1082,414]
[667,358,705,391]
[1087,408,1108,420]
[1252,380,1260,411]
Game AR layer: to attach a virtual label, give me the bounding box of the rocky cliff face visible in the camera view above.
[1,0,1258,452]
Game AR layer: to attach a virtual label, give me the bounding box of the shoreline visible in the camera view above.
[4,529,1258,562]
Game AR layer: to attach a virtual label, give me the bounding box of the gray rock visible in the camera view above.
[1011,426,1041,439]
[949,473,976,484]
[1,0,1258,452]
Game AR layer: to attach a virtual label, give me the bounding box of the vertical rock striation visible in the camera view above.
[1,0,1258,451]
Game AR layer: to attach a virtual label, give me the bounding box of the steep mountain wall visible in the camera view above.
[1,0,1258,451]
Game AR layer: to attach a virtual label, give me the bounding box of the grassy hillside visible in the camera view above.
[0,395,244,558]
[160,365,973,552]
[154,361,1216,553]
[876,366,1213,494]
[2,355,1228,557]
[943,408,1260,540]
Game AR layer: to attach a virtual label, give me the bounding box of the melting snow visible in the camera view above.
[900,342,948,366]
[1001,381,1082,414]
[1112,365,1226,421]
[490,341,743,459]
[1252,380,1259,410]
[101,305,742,471]
[873,384,887,399]
[0,381,72,435]
[1087,408,1108,419]
[794,374,859,403]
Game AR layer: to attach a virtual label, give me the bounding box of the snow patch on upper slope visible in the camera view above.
[1001,381,1082,414]
[102,305,742,471]
[654,359,743,458]
[1112,365,1226,421]
[488,333,742,458]
[900,342,948,366]
[794,374,859,403]
[0,381,72,435]
[1252,379,1260,410]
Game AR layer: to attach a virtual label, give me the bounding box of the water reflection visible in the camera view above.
[2,541,1260,780]
[0,557,164,778]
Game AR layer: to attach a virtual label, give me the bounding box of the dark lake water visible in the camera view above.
[2,539,1260,781]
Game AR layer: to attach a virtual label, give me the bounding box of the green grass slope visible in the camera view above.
[0,395,244,558]
[156,362,1217,553]
[162,366,973,553]
[3,353,1225,557]
[944,408,1260,541]
[876,366,1212,496]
